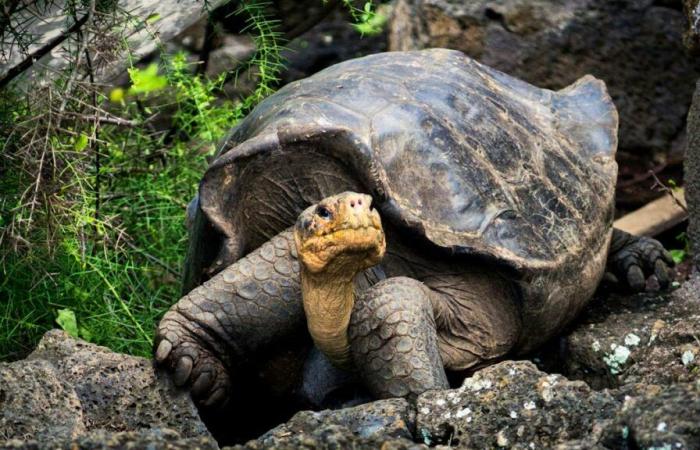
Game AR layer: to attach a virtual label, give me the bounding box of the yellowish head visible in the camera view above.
[294,192,386,277]
[293,192,386,368]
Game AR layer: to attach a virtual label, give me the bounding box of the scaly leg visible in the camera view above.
[348,277,449,400]
[155,228,303,406]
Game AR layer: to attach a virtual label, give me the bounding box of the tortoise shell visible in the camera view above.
[186,49,618,329]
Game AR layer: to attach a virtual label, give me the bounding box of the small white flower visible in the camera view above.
[420,407,430,415]
[436,399,446,406]
[592,340,601,352]
[510,410,518,419]
[523,401,536,410]
[657,422,667,432]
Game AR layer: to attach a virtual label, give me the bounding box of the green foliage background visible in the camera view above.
[0,0,382,361]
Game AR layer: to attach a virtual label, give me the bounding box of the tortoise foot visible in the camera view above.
[607,229,675,291]
[155,310,231,408]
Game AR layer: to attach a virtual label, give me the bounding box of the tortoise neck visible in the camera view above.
[300,267,356,369]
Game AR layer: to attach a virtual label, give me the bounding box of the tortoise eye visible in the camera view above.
[316,205,332,220]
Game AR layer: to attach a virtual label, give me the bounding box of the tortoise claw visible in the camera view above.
[203,387,228,408]
[626,265,645,292]
[191,371,214,398]
[155,340,172,363]
[174,356,193,386]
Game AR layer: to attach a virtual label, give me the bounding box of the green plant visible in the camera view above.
[0,0,286,360]
[340,1,386,36]
[669,232,690,264]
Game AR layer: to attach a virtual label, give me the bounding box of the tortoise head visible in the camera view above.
[294,192,386,277]
[294,192,386,368]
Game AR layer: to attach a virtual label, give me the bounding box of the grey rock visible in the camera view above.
[0,0,228,86]
[389,0,700,158]
[600,382,700,449]
[415,361,619,449]
[2,429,219,450]
[540,276,700,390]
[1,330,212,448]
[235,398,425,450]
[687,81,700,270]
[0,359,86,442]
[685,0,700,51]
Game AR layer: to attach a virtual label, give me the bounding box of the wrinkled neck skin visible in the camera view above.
[301,265,357,370]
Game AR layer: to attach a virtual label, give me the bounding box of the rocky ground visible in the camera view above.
[2,276,699,449]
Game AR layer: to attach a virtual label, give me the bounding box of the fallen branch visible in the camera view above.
[614,188,688,237]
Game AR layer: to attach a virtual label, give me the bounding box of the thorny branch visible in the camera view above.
[649,171,689,213]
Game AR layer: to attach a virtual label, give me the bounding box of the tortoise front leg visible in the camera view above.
[155,228,303,406]
[348,277,449,401]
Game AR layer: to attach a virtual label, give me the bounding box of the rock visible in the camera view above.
[0,0,228,87]
[0,359,86,443]
[685,0,700,51]
[389,0,700,160]
[539,276,700,389]
[687,82,700,270]
[415,361,619,449]
[235,398,425,450]
[205,35,256,80]
[3,429,219,450]
[600,382,700,449]
[0,330,212,448]
[279,7,389,86]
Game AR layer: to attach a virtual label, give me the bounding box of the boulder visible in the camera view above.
[415,361,619,449]
[233,398,425,450]
[0,330,212,448]
[539,276,700,390]
[0,359,86,443]
[600,382,700,449]
[389,0,700,159]
[3,429,219,450]
[685,0,700,51]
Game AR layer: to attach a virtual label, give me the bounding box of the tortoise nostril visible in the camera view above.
[350,201,355,207]
[358,199,362,206]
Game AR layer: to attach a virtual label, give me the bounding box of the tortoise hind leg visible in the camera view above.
[607,228,674,291]
[348,277,449,400]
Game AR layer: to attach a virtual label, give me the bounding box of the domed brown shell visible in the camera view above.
[194,49,617,282]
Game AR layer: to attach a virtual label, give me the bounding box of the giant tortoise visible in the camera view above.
[154,49,673,405]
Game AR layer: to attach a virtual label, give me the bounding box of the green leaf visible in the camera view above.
[79,327,93,342]
[56,309,79,338]
[74,133,89,151]
[353,11,387,36]
[670,249,686,264]
[146,13,161,24]
[128,64,168,95]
